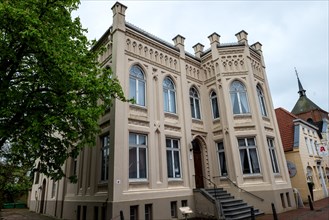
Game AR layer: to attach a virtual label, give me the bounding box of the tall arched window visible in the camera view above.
[230,80,250,114]
[256,85,267,116]
[210,91,220,119]
[163,77,176,113]
[129,65,146,106]
[190,87,201,119]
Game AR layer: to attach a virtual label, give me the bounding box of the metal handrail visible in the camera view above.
[194,175,225,219]
[217,175,264,202]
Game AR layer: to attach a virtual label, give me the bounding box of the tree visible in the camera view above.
[0,0,128,181]
[0,142,31,208]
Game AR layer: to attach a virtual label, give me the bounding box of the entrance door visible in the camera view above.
[40,179,46,213]
[192,140,204,188]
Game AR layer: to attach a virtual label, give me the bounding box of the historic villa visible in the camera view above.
[28,2,298,219]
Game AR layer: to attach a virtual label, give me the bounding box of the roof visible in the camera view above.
[291,74,323,115]
[275,107,298,151]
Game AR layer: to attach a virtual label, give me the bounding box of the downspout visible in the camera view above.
[54,179,59,217]
[60,161,69,218]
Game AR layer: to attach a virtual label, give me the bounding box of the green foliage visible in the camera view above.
[0,0,128,181]
[0,143,31,206]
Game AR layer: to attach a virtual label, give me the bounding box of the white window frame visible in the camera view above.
[129,65,146,106]
[100,135,109,181]
[216,141,227,176]
[129,133,148,180]
[256,84,268,116]
[230,80,250,114]
[267,138,280,174]
[166,138,182,179]
[190,87,201,119]
[210,91,220,119]
[238,137,261,174]
[163,77,177,113]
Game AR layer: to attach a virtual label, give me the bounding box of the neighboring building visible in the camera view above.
[29,2,296,219]
[275,107,329,203]
[291,73,329,151]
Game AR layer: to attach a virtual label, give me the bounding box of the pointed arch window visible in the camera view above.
[230,80,250,114]
[163,77,176,113]
[210,91,220,119]
[257,85,267,116]
[129,65,146,106]
[190,87,201,119]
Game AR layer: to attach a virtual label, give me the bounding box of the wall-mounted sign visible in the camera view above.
[318,145,328,156]
[287,161,297,178]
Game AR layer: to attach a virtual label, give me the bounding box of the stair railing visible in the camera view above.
[194,175,225,219]
[215,175,264,202]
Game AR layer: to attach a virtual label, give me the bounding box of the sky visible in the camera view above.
[74,0,329,112]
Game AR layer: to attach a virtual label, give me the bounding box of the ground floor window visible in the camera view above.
[170,201,177,218]
[129,133,148,180]
[238,137,260,174]
[267,138,279,174]
[166,138,182,179]
[145,204,152,220]
[130,205,138,220]
[216,141,227,176]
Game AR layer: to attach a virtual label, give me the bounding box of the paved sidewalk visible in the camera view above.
[256,197,329,220]
[0,208,58,220]
[1,198,329,220]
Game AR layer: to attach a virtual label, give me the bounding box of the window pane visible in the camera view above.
[249,148,260,173]
[167,151,173,178]
[138,80,145,106]
[129,78,136,100]
[217,142,224,150]
[138,135,146,145]
[240,149,250,174]
[231,93,240,114]
[129,134,137,145]
[170,90,176,113]
[190,97,195,118]
[247,138,255,146]
[240,92,249,113]
[174,151,181,178]
[219,152,227,176]
[172,140,179,149]
[195,99,201,119]
[129,148,137,178]
[212,96,219,118]
[139,148,147,178]
[163,90,169,112]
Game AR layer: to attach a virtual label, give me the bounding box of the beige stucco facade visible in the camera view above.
[29,2,297,219]
[286,119,329,203]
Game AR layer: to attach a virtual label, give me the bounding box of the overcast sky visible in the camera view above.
[74,0,328,112]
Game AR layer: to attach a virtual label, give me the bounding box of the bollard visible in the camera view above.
[308,195,314,211]
[120,210,124,220]
[250,207,255,220]
[271,203,278,220]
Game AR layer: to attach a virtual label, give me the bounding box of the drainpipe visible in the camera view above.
[60,161,69,218]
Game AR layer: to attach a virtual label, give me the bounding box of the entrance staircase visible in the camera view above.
[201,188,264,220]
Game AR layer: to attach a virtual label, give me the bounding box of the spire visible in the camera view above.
[295,67,306,97]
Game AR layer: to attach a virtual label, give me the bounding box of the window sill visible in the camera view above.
[233,114,252,119]
[243,173,262,179]
[129,179,148,184]
[165,112,179,118]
